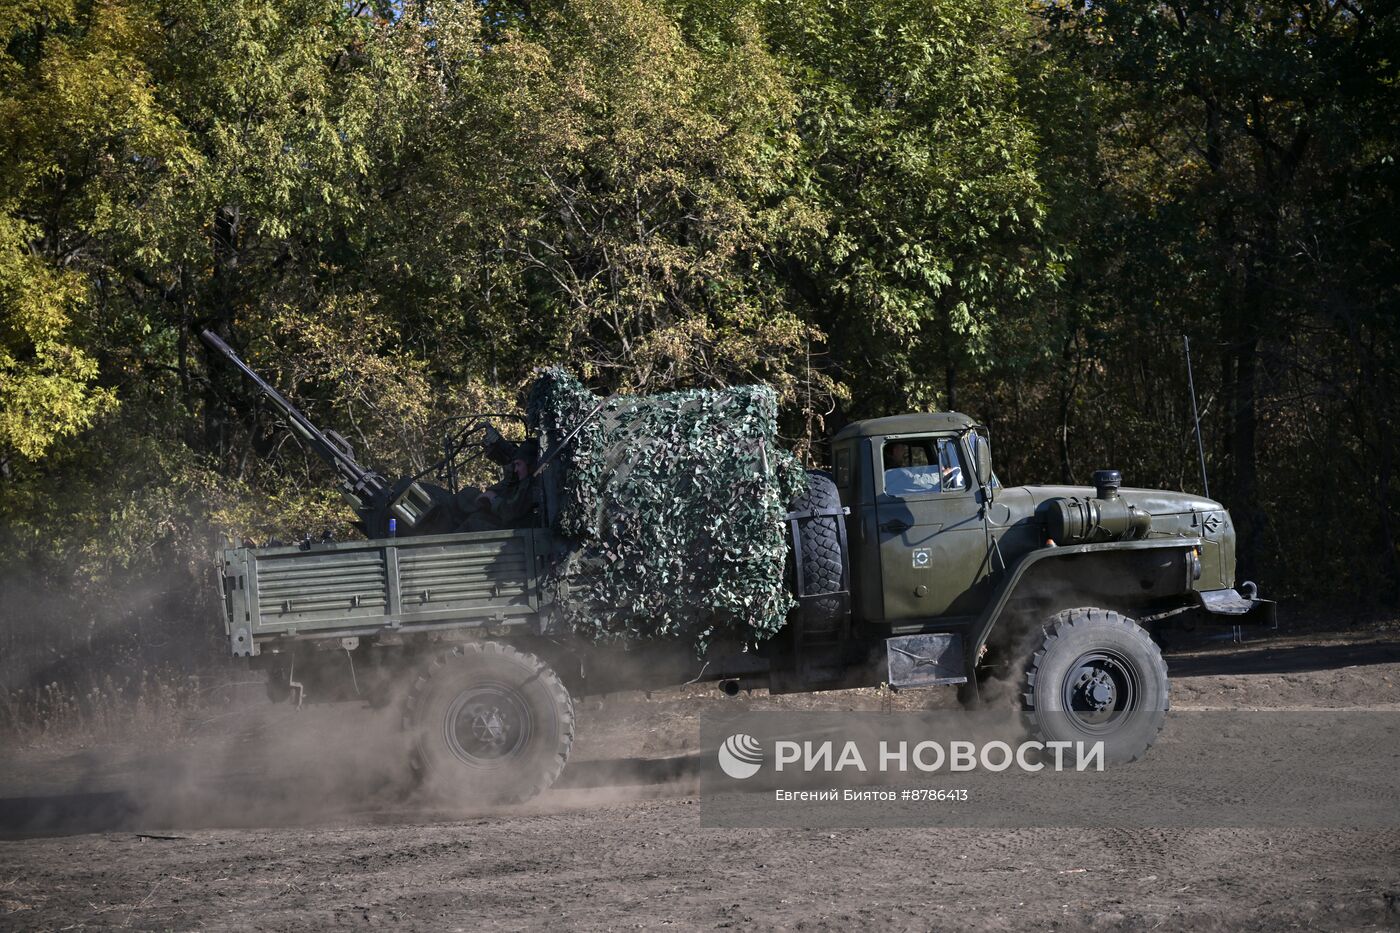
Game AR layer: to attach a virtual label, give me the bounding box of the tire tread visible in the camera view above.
[1022,607,1169,763]
[787,472,847,628]
[405,641,574,802]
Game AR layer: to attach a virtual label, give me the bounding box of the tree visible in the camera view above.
[1039,0,1400,591]
[760,0,1046,423]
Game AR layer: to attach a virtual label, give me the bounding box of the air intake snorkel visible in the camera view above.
[1045,469,1152,544]
[1093,468,1122,499]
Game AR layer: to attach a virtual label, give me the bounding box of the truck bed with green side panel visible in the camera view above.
[218,529,554,657]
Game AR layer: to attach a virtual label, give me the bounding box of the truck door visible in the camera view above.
[874,433,987,622]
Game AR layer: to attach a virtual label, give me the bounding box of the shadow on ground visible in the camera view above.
[0,753,707,840]
[1166,639,1400,677]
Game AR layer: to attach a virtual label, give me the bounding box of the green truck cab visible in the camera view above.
[823,416,1265,693]
[834,415,1248,633]
[206,334,1271,803]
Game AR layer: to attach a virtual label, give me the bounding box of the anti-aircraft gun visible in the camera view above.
[200,329,457,539]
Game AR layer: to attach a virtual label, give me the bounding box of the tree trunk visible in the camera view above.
[202,205,241,461]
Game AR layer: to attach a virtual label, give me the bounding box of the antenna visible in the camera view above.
[1182,335,1210,499]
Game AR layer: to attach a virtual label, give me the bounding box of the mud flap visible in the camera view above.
[886,633,967,688]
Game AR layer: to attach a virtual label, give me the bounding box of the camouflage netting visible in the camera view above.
[527,368,807,654]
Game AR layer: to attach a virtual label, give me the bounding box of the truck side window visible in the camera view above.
[882,436,965,496]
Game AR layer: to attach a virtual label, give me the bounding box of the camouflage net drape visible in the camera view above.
[527,368,807,653]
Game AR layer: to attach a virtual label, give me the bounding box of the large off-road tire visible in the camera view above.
[405,642,574,805]
[1023,608,1169,764]
[787,471,847,629]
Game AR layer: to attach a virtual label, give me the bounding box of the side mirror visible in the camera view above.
[972,433,993,491]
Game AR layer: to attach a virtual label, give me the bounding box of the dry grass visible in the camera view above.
[0,670,212,748]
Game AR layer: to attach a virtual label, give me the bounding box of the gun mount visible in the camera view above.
[200,330,446,538]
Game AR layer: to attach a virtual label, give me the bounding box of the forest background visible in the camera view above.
[2,0,1396,705]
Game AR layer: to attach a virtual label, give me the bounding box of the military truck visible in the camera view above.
[204,332,1273,803]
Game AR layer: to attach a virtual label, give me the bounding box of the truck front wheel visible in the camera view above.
[1023,608,1168,763]
[405,642,574,805]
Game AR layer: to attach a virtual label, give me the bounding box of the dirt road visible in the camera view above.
[2,628,1399,931]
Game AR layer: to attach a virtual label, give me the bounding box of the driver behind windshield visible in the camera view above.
[883,441,943,495]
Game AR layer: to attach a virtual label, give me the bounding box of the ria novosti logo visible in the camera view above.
[716,732,1106,779]
[717,733,764,779]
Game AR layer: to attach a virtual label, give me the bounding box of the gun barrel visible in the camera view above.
[199,330,386,501]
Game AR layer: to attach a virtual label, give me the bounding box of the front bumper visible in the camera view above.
[1195,582,1277,628]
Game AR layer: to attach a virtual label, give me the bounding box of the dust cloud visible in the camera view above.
[0,663,714,838]
[0,688,423,836]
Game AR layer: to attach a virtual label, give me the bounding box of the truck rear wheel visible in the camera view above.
[787,471,847,629]
[405,642,574,805]
[1023,608,1168,763]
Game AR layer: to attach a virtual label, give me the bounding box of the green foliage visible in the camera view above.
[375,0,830,408]
[0,0,1396,687]
[1011,0,1400,593]
[759,0,1046,414]
[0,216,113,462]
